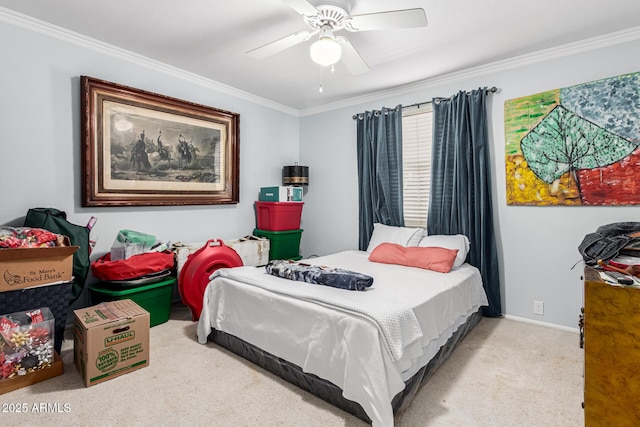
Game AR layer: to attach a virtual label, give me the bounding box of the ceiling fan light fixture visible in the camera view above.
[310,26,341,66]
[310,38,342,66]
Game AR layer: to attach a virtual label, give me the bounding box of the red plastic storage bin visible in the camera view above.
[255,201,304,231]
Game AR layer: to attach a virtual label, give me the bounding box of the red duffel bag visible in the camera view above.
[91,250,175,281]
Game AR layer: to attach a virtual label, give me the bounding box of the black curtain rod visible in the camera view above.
[403,86,498,110]
[352,86,498,120]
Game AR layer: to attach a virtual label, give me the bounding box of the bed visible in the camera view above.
[195,228,488,426]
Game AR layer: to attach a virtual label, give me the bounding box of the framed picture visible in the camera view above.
[81,76,240,207]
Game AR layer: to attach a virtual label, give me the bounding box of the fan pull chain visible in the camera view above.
[319,65,324,93]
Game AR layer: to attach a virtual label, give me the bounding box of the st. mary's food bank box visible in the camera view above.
[73,299,149,387]
[0,245,78,292]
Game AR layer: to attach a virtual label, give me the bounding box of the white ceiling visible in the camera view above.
[2,0,640,112]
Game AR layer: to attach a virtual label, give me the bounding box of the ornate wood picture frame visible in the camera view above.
[81,76,239,207]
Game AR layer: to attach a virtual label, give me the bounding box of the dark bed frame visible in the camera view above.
[207,310,482,423]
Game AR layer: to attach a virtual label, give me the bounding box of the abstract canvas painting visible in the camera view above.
[505,71,640,205]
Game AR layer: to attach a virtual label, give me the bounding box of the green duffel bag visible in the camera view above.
[23,208,91,304]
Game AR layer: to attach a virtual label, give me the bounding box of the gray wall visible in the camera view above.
[299,35,640,330]
[0,16,299,307]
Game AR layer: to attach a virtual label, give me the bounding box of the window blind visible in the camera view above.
[402,107,432,228]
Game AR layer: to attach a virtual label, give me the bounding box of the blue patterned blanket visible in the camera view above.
[265,259,374,291]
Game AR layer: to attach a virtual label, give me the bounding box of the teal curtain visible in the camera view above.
[356,105,404,250]
[427,89,502,317]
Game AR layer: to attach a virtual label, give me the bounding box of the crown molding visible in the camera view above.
[0,7,300,117]
[299,25,640,117]
[3,6,640,119]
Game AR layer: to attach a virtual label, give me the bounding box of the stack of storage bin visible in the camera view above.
[88,277,175,327]
[254,186,304,261]
[88,234,176,328]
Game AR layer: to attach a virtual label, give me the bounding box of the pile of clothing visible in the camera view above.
[266,259,373,291]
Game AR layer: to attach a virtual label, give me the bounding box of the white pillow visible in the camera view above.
[366,223,424,253]
[418,234,470,268]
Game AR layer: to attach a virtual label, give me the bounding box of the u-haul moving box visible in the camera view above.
[73,299,150,387]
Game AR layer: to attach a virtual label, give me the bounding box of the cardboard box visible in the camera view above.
[259,186,303,202]
[0,245,78,292]
[226,236,270,266]
[73,299,150,387]
[0,351,63,395]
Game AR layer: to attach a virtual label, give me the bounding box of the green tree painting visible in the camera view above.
[520,105,636,194]
[505,70,640,205]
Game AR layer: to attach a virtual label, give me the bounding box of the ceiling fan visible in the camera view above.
[247,0,427,75]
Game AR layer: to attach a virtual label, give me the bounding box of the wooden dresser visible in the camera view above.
[583,268,640,426]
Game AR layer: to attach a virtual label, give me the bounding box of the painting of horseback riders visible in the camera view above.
[106,103,223,185]
[81,76,239,207]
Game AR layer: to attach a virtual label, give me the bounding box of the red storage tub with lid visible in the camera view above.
[255,201,304,231]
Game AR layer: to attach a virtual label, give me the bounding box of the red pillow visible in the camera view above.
[368,242,458,273]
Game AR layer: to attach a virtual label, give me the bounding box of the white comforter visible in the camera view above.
[197,250,488,427]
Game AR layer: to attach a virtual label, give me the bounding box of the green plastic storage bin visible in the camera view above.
[253,228,303,260]
[88,277,175,327]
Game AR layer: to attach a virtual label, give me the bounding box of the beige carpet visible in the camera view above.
[2,304,584,426]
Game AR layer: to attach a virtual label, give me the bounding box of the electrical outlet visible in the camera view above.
[534,300,544,315]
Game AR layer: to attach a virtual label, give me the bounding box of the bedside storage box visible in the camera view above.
[259,186,303,202]
[253,229,303,261]
[255,201,304,231]
[226,236,270,266]
[73,299,150,387]
[0,244,78,292]
[88,277,175,327]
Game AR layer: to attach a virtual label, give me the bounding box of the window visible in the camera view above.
[402,107,433,228]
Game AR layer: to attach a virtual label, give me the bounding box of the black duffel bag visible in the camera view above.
[578,222,640,266]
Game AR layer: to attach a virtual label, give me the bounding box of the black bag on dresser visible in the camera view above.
[23,208,90,303]
[578,222,640,266]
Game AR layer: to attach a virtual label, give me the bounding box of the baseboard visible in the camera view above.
[504,314,580,334]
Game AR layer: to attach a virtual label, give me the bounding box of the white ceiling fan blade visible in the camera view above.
[336,37,369,75]
[281,0,319,17]
[247,30,316,59]
[345,8,427,32]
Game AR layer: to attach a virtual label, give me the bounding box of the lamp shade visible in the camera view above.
[310,38,342,66]
[282,165,309,186]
